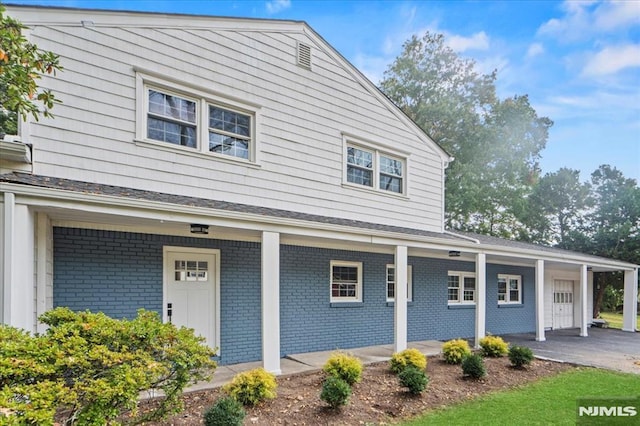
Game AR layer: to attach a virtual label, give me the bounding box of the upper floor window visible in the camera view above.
[448,271,476,304]
[344,139,406,195]
[386,264,413,302]
[498,274,521,304]
[137,73,258,162]
[330,261,362,303]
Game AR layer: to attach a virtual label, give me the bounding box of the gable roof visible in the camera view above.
[6,4,453,164]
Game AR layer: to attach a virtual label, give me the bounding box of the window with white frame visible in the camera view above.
[138,74,256,162]
[345,141,406,195]
[386,264,413,302]
[447,271,476,304]
[330,261,363,302]
[498,274,521,304]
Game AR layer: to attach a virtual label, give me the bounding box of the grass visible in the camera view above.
[598,312,640,330]
[404,368,640,425]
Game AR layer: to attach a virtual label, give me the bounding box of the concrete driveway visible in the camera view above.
[503,327,640,374]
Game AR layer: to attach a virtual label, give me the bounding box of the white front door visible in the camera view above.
[164,247,218,349]
[553,280,574,329]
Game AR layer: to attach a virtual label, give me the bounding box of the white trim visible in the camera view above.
[393,245,408,352]
[4,182,638,272]
[447,270,476,305]
[474,253,486,349]
[261,232,281,374]
[2,193,15,324]
[162,246,221,352]
[329,260,363,303]
[497,274,522,305]
[579,264,588,337]
[386,264,413,302]
[36,213,48,333]
[343,136,409,196]
[535,260,545,341]
[135,71,261,164]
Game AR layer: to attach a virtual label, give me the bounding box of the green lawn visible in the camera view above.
[599,312,640,330]
[404,369,639,426]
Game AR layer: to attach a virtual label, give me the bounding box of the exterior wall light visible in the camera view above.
[190,224,209,234]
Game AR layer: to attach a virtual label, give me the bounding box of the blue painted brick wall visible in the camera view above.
[485,264,536,335]
[54,228,536,365]
[53,227,262,365]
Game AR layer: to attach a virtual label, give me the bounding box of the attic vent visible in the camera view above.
[297,42,312,69]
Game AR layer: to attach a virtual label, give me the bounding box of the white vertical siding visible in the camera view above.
[10,8,446,232]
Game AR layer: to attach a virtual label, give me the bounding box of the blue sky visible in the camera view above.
[8,0,640,182]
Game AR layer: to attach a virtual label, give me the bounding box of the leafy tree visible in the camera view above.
[380,32,551,236]
[521,168,591,245]
[0,4,62,134]
[561,165,640,316]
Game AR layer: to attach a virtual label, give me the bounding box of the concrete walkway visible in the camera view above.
[503,327,640,374]
[185,340,443,393]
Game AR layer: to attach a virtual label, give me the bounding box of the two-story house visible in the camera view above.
[1,5,637,374]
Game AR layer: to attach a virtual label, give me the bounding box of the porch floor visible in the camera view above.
[185,340,444,393]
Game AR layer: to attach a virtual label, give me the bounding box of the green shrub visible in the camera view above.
[323,352,363,385]
[398,366,429,395]
[204,396,246,426]
[223,368,277,406]
[0,307,217,425]
[508,345,534,368]
[479,335,508,357]
[389,348,427,373]
[320,376,351,408]
[442,338,471,364]
[461,353,486,379]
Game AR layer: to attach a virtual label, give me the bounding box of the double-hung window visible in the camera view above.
[330,261,362,303]
[498,274,521,304]
[386,264,413,302]
[345,140,406,195]
[448,271,476,304]
[138,74,257,162]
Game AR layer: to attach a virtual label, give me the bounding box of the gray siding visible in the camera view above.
[11,7,446,232]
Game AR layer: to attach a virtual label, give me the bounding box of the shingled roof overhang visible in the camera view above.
[1,172,636,271]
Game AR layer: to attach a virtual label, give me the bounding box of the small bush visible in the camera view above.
[398,366,429,395]
[461,353,486,379]
[479,335,508,357]
[223,368,277,406]
[323,352,363,385]
[320,376,351,408]
[442,338,471,364]
[204,396,245,426]
[390,348,427,373]
[509,345,534,368]
[0,308,216,425]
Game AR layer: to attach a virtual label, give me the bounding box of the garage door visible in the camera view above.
[553,280,574,329]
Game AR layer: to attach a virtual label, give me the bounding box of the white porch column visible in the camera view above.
[535,259,546,341]
[622,269,639,332]
[1,195,35,330]
[580,264,588,337]
[474,252,486,349]
[1,192,14,324]
[393,245,408,353]
[261,231,281,374]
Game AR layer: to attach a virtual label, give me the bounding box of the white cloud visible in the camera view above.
[582,44,640,76]
[265,0,291,15]
[537,0,640,41]
[447,31,489,52]
[526,43,545,58]
[593,0,640,31]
